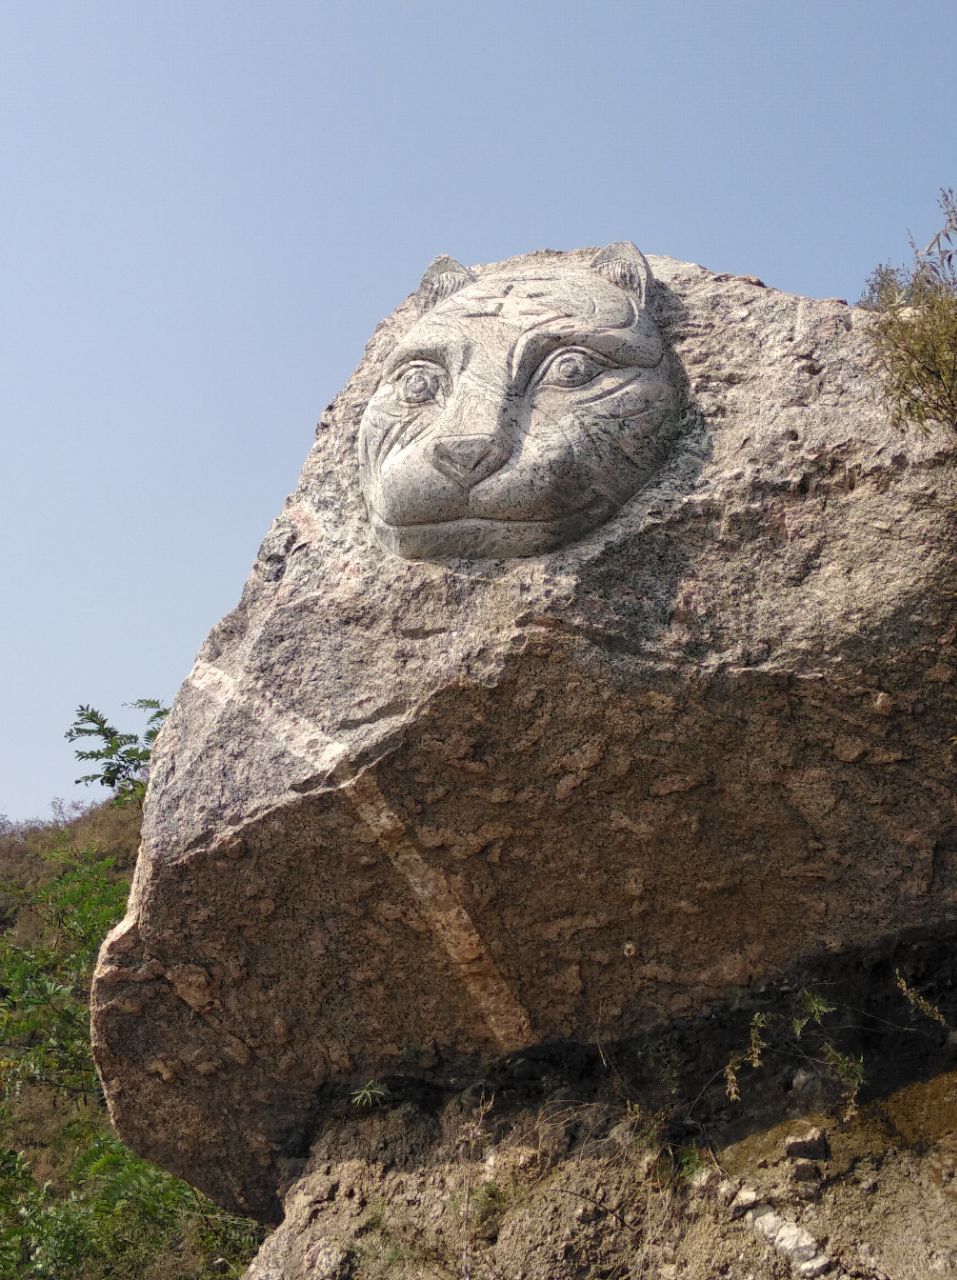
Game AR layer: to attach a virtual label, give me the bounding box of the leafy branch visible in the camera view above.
[65,700,168,807]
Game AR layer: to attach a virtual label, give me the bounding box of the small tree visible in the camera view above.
[860,188,957,436]
[65,700,168,807]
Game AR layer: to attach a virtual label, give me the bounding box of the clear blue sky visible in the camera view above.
[1,0,954,820]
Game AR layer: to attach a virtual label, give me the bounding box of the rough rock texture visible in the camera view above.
[241,1086,957,1280]
[90,248,957,1221]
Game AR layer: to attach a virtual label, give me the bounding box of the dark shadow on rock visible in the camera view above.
[296,918,957,1195]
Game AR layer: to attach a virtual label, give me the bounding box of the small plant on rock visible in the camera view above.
[723,1012,769,1103]
[721,991,864,1120]
[895,968,950,1028]
[350,1079,388,1109]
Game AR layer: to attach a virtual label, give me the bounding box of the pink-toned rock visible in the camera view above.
[91,248,957,1221]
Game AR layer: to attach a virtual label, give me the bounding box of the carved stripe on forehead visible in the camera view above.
[508,294,640,383]
[382,267,658,383]
[442,272,636,327]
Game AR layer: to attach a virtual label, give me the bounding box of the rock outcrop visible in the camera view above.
[91,246,957,1222]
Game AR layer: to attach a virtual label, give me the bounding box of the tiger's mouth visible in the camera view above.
[367,496,619,560]
[369,493,613,529]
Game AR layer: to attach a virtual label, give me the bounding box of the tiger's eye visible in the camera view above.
[554,354,587,383]
[537,348,608,390]
[399,366,441,405]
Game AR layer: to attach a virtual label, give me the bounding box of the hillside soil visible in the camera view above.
[246,926,957,1280]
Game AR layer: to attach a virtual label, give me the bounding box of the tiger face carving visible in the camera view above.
[358,242,678,560]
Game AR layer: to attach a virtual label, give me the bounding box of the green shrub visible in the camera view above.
[0,832,263,1279]
[0,1129,262,1280]
[860,188,957,436]
[0,841,124,1103]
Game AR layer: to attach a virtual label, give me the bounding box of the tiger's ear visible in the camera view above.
[590,242,653,305]
[417,255,476,308]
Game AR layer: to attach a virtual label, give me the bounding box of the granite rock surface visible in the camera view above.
[91,248,957,1220]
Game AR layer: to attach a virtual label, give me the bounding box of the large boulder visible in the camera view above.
[91,246,957,1221]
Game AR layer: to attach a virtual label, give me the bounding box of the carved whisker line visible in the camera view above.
[374,412,420,467]
[385,416,436,463]
[399,418,435,454]
[531,402,592,456]
[369,415,395,469]
[376,415,409,468]
[594,434,649,483]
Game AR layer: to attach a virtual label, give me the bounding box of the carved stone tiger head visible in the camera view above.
[358,242,678,559]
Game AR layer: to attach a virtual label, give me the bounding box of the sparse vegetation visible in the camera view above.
[714,981,952,1123]
[456,1090,494,1280]
[722,1011,769,1105]
[0,711,262,1279]
[860,188,957,436]
[895,967,950,1028]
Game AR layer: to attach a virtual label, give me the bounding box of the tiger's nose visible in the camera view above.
[431,436,510,491]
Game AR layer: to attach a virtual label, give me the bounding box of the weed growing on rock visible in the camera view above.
[790,989,836,1040]
[723,1012,769,1104]
[720,989,865,1119]
[456,1091,494,1280]
[895,968,950,1028]
[675,1143,707,1182]
[819,1043,866,1120]
[350,1080,389,1109]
